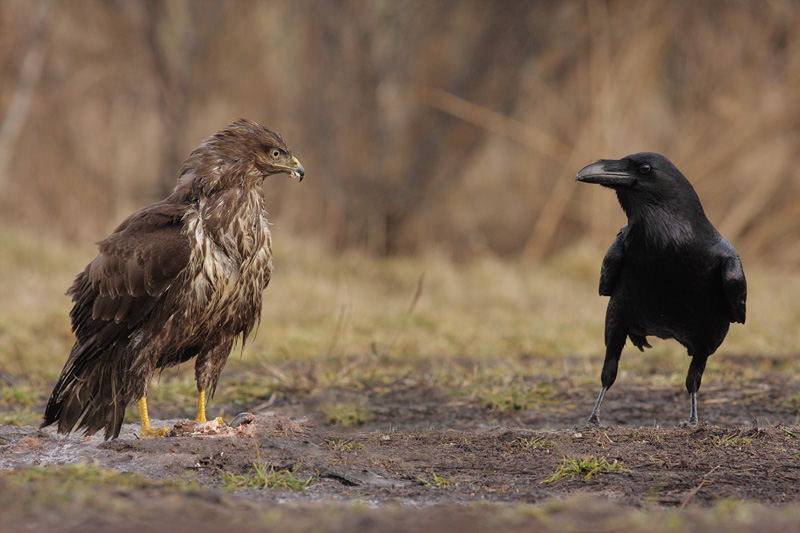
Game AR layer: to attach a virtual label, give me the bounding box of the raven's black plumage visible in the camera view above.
[576,152,746,426]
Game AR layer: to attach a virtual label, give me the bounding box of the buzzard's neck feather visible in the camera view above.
[182,184,273,336]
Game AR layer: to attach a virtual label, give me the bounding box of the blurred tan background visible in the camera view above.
[1,0,799,265]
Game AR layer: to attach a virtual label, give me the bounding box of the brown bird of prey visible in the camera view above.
[42,119,304,439]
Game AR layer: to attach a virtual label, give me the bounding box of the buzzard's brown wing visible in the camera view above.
[70,203,191,339]
[43,202,192,438]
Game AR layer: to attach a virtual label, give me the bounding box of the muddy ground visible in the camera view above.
[1,371,799,532]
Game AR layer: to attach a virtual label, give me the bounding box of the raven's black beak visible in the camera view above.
[575,159,634,187]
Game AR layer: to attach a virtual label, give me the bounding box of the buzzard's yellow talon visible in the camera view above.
[137,396,170,438]
[141,426,171,438]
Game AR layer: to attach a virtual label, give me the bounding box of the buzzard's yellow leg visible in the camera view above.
[137,397,170,438]
[195,389,224,424]
[196,389,208,423]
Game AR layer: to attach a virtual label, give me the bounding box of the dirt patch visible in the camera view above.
[1,374,799,530]
[5,417,800,506]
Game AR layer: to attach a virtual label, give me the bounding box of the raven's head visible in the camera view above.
[575,152,704,219]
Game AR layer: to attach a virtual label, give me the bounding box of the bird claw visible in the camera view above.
[585,414,602,429]
[140,426,171,438]
[679,418,699,428]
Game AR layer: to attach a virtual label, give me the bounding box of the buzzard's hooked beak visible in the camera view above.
[289,157,305,182]
[575,159,634,188]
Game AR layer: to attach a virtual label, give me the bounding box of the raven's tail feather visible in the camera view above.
[629,333,652,352]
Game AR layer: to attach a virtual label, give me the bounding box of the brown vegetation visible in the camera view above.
[1,1,799,263]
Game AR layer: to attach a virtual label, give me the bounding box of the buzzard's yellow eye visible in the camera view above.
[271,149,281,158]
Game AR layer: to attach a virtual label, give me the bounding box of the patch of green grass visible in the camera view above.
[321,401,370,427]
[475,380,555,412]
[0,462,200,517]
[515,436,556,451]
[219,379,275,406]
[324,439,364,452]
[0,407,40,426]
[417,471,455,488]
[147,378,197,407]
[0,383,41,407]
[542,455,630,483]
[6,463,141,487]
[1,462,196,493]
[708,434,752,448]
[219,453,315,492]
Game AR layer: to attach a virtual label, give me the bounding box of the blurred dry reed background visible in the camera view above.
[1,0,799,264]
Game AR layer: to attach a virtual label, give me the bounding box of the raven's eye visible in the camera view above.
[639,163,651,174]
[271,149,281,158]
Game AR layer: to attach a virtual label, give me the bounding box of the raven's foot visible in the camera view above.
[586,387,607,429]
[585,413,601,428]
[680,392,700,428]
[140,426,171,438]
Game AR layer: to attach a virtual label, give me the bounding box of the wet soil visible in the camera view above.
[1,372,799,531]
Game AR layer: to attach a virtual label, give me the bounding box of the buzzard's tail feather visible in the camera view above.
[42,340,129,440]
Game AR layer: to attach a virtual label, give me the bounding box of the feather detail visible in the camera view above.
[42,120,296,439]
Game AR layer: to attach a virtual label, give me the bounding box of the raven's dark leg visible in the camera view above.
[587,313,627,427]
[587,386,607,426]
[683,354,708,426]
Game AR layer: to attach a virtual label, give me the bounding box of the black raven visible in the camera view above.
[575,152,746,426]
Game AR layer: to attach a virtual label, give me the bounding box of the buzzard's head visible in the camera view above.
[170,119,306,201]
[224,119,305,182]
[175,119,305,198]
